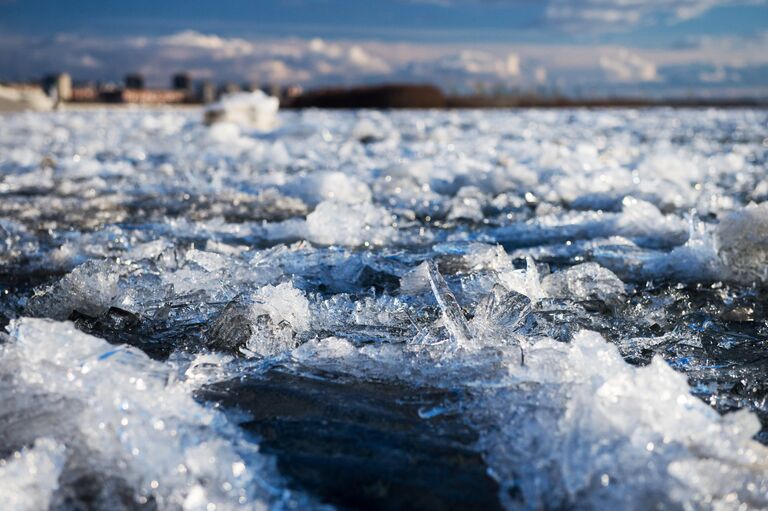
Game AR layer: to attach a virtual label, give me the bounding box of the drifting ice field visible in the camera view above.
[1,107,767,510]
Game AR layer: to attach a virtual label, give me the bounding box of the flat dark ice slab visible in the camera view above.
[198,367,503,511]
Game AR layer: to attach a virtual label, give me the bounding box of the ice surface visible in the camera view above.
[1,107,767,510]
[289,318,768,509]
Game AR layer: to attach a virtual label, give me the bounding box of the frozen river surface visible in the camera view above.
[1,107,768,510]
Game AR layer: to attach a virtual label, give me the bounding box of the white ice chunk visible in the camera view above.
[716,202,768,282]
[351,113,396,143]
[426,260,472,348]
[2,317,288,510]
[474,330,768,510]
[206,282,311,357]
[204,90,279,131]
[0,438,65,511]
[447,186,486,223]
[251,282,310,334]
[26,259,119,319]
[615,196,687,243]
[541,262,626,304]
[305,200,394,247]
[285,170,372,206]
[0,84,53,112]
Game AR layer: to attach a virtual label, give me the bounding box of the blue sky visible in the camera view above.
[1,0,766,96]
[1,0,766,43]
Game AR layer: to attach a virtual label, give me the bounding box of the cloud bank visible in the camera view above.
[0,30,766,97]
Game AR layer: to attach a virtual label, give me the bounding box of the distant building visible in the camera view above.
[198,81,217,104]
[222,82,241,95]
[262,84,282,98]
[124,73,145,90]
[172,72,192,92]
[57,73,73,101]
[70,85,99,102]
[284,85,304,99]
[41,75,57,95]
[121,88,187,104]
[41,73,72,101]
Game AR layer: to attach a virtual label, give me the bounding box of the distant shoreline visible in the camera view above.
[50,101,768,110]
[3,82,766,112]
[283,84,768,110]
[2,99,767,115]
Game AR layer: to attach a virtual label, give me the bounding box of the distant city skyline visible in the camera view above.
[1,0,767,97]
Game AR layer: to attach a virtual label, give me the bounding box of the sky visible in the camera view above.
[0,0,766,97]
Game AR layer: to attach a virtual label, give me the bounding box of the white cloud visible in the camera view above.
[347,46,392,73]
[395,50,525,93]
[545,0,762,31]
[404,50,520,84]
[699,66,728,82]
[599,49,659,82]
[416,0,766,32]
[308,38,342,59]
[305,38,392,74]
[159,31,254,54]
[78,54,101,69]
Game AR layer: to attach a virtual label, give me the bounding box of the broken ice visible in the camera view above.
[0,106,767,510]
